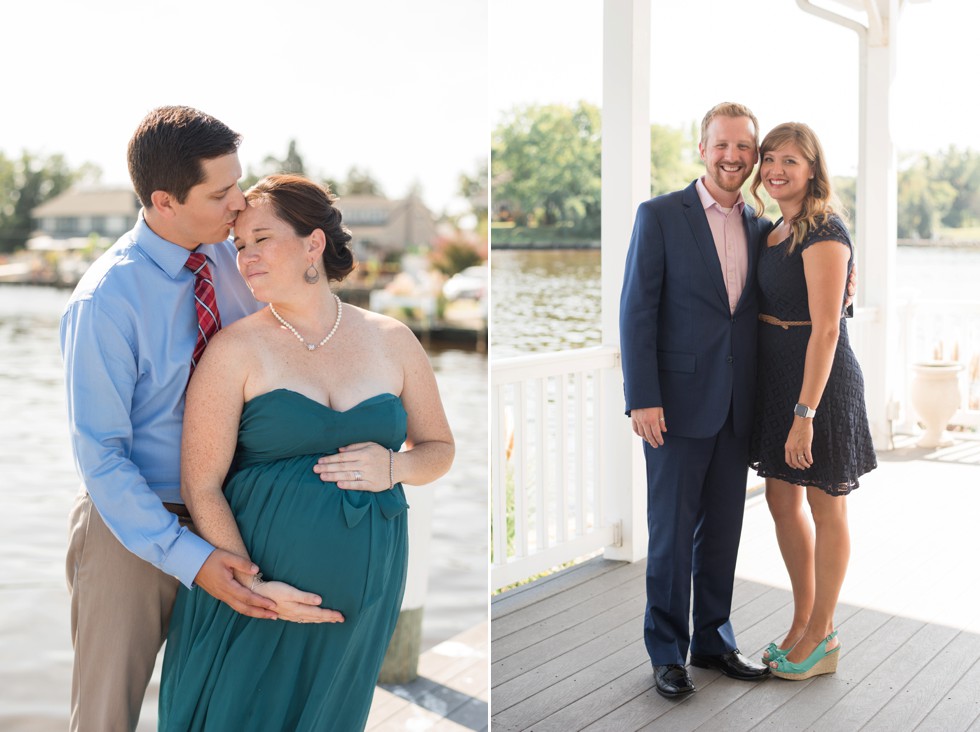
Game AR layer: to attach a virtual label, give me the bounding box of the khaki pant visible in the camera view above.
[66,493,179,732]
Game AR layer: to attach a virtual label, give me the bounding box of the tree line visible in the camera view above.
[491,101,980,242]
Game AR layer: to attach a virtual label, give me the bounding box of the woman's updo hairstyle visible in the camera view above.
[244,174,355,281]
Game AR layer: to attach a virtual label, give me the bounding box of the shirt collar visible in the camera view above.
[696,176,745,215]
[133,210,218,279]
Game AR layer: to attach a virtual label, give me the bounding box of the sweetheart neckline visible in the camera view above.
[244,389,401,414]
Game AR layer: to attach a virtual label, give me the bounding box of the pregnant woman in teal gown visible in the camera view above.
[159,175,455,731]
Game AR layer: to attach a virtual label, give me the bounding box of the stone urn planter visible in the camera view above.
[909,361,964,447]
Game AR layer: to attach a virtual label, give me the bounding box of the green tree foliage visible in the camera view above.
[492,104,710,240]
[897,154,957,239]
[491,102,602,235]
[267,139,306,176]
[430,235,484,276]
[0,151,97,253]
[241,139,308,190]
[935,146,980,229]
[491,102,980,243]
[650,122,702,197]
[833,176,856,225]
[342,166,385,196]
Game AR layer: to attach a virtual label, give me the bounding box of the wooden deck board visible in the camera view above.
[914,647,980,731]
[491,569,646,663]
[491,558,625,621]
[367,620,488,731]
[861,629,980,731]
[490,565,980,732]
[492,560,644,637]
[491,443,980,731]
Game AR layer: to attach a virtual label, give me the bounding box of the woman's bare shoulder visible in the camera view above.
[198,308,268,363]
[345,304,416,339]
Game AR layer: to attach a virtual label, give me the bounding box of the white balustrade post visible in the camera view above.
[600,0,650,562]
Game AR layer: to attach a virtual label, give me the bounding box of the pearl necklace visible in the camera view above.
[269,295,343,351]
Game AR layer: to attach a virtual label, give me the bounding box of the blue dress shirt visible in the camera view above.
[60,213,260,587]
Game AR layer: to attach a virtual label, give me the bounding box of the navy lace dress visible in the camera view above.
[748,215,876,495]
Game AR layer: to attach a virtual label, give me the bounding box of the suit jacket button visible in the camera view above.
[727,356,734,363]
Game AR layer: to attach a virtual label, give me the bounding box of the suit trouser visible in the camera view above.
[643,408,749,666]
[66,493,179,732]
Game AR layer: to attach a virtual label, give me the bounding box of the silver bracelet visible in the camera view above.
[388,448,394,489]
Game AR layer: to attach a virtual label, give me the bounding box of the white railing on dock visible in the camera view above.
[491,346,622,590]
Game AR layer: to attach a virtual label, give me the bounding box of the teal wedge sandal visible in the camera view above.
[770,631,840,680]
[761,642,791,665]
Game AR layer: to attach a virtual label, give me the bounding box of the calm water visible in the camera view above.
[0,285,486,727]
[490,249,602,359]
[490,246,980,357]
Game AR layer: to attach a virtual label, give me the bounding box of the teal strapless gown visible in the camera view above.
[159,390,409,732]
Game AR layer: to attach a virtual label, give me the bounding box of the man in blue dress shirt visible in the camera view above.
[60,107,324,731]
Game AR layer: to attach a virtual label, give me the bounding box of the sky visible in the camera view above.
[490,0,980,177]
[1,0,488,215]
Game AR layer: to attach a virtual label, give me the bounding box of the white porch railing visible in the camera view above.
[490,346,622,590]
[491,302,980,592]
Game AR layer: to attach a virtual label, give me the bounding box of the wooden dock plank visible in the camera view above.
[492,560,644,638]
[914,652,980,731]
[758,614,929,730]
[492,609,641,713]
[861,629,980,731]
[367,621,487,732]
[492,573,646,663]
[697,605,887,732]
[491,558,626,621]
[492,448,980,731]
[814,620,959,729]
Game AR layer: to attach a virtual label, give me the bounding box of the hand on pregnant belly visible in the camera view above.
[254,579,345,623]
[314,441,392,492]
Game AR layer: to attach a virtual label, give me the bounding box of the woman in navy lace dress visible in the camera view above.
[747,123,876,681]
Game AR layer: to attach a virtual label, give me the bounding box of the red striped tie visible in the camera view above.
[184,252,222,375]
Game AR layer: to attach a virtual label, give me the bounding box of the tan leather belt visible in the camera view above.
[758,313,812,330]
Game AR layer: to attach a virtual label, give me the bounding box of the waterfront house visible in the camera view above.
[27,185,437,263]
[337,192,437,262]
[30,186,140,249]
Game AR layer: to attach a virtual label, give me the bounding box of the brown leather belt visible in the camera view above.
[163,502,192,519]
[758,313,812,330]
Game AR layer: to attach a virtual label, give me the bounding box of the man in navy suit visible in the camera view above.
[620,102,771,699]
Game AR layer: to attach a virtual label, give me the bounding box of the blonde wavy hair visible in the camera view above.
[750,122,847,253]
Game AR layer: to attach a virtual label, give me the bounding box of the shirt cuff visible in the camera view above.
[163,529,215,589]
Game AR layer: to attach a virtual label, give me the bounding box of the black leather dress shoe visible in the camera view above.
[689,650,770,680]
[653,664,696,699]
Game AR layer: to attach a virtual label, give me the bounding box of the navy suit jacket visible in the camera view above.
[620,180,769,440]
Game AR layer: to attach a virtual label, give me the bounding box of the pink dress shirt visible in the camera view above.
[696,177,749,314]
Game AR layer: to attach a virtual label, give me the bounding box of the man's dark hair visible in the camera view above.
[127,106,242,209]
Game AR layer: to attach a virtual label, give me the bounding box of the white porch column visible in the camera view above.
[857,0,900,448]
[600,0,650,562]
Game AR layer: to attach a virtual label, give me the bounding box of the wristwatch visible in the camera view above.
[794,403,817,419]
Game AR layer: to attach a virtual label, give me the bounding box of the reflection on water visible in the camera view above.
[0,285,486,726]
[490,249,601,359]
